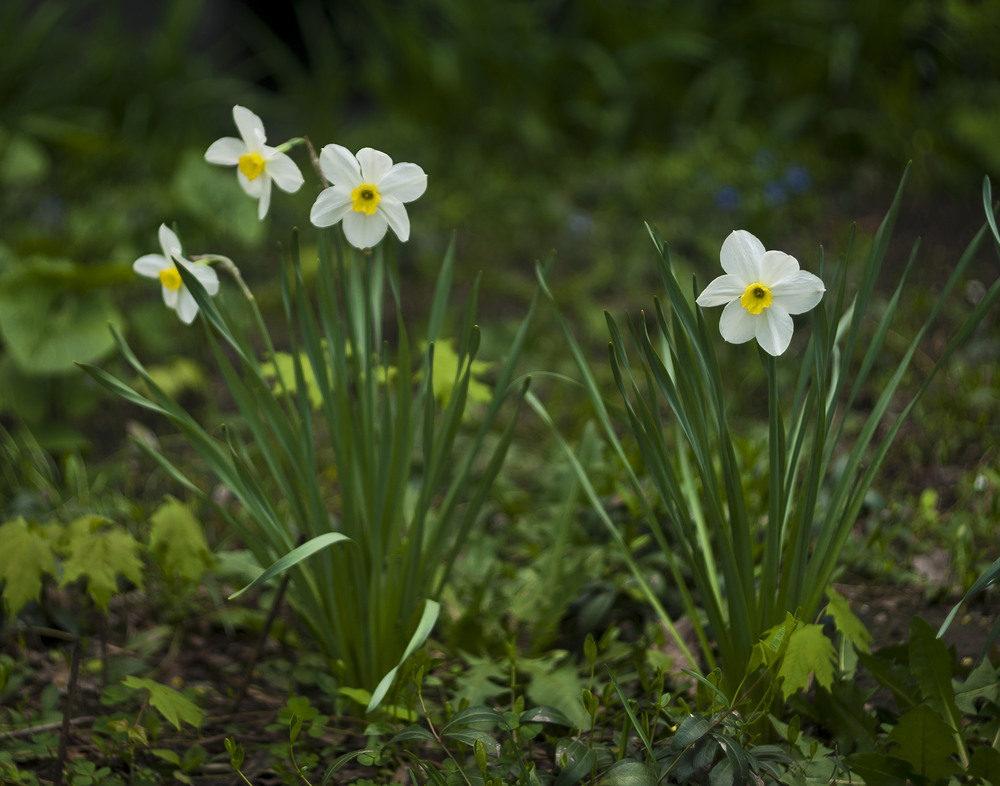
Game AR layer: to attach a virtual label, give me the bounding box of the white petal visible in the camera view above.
[756,306,794,356]
[238,170,264,198]
[134,253,169,278]
[718,299,758,344]
[357,147,393,184]
[189,263,220,295]
[265,151,304,193]
[720,230,765,283]
[378,196,410,241]
[759,250,801,286]
[342,211,388,249]
[257,177,272,219]
[158,224,183,259]
[696,274,745,307]
[162,284,179,309]
[205,137,245,165]
[310,187,353,227]
[771,270,826,314]
[379,162,427,203]
[174,288,199,324]
[233,105,266,149]
[319,144,361,187]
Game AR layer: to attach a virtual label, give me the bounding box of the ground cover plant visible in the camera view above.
[1,2,999,784]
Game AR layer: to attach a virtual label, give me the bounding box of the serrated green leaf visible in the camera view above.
[824,586,873,654]
[122,676,203,730]
[60,517,143,610]
[844,752,911,786]
[953,657,1000,714]
[886,705,960,781]
[909,617,961,732]
[0,517,56,616]
[148,497,213,585]
[778,623,837,699]
[968,745,1000,782]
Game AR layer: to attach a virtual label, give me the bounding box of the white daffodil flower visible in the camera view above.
[696,230,825,357]
[309,144,427,250]
[133,224,220,325]
[204,105,304,220]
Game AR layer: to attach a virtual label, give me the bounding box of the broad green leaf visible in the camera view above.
[0,258,123,374]
[122,676,203,730]
[60,516,144,611]
[0,517,56,616]
[886,705,960,782]
[148,497,213,585]
[597,760,656,786]
[824,586,872,654]
[441,705,505,733]
[778,623,836,699]
[170,149,263,245]
[554,738,597,786]
[145,358,207,399]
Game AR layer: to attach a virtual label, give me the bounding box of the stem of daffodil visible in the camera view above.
[191,254,254,302]
[274,136,305,154]
[303,136,328,187]
[761,351,785,628]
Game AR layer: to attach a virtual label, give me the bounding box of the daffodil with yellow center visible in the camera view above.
[133,224,221,325]
[205,105,304,220]
[696,230,825,356]
[310,145,427,249]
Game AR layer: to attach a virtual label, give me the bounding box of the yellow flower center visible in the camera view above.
[740,282,773,315]
[158,265,183,291]
[238,152,266,181]
[351,183,381,215]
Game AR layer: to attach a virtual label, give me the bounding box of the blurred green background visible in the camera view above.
[1,0,998,448]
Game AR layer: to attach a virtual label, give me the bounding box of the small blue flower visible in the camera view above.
[764,181,787,206]
[784,165,811,194]
[714,186,741,212]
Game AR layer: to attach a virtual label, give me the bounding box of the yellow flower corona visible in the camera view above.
[238,152,266,181]
[158,265,183,291]
[351,183,381,215]
[740,281,773,314]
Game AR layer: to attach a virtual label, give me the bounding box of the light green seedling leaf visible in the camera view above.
[420,338,493,414]
[60,516,144,611]
[261,350,325,410]
[0,517,57,616]
[778,623,837,699]
[149,496,213,585]
[229,532,355,598]
[825,586,873,654]
[123,676,203,730]
[145,358,207,399]
[886,705,960,782]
